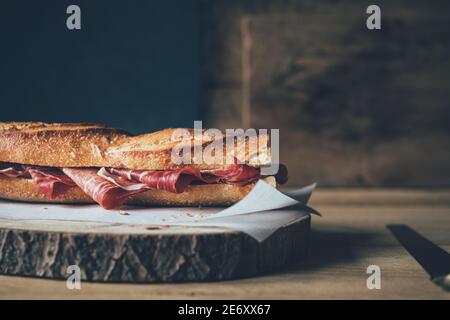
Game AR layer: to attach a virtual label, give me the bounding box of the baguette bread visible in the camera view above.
[0,176,275,206]
[0,122,271,170]
[0,121,280,209]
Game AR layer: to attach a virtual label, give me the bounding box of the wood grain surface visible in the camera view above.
[0,215,310,283]
[1,188,449,299]
[200,0,450,187]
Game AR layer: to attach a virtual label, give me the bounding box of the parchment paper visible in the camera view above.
[0,181,317,242]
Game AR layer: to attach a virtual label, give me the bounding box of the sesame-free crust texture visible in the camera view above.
[0,122,271,170]
[0,122,130,168]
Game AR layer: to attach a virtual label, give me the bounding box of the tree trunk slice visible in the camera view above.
[0,214,310,283]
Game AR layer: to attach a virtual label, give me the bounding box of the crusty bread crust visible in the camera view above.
[0,122,130,168]
[0,176,275,207]
[106,128,272,170]
[0,122,271,170]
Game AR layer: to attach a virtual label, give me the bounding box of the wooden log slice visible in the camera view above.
[0,214,310,283]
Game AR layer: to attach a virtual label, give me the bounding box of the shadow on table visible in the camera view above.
[287,227,380,272]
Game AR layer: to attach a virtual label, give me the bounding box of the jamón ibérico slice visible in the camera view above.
[97,167,148,191]
[202,163,288,184]
[107,167,201,193]
[201,164,261,185]
[103,163,287,194]
[26,167,77,199]
[62,168,148,209]
[0,167,29,178]
[0,160,288,209]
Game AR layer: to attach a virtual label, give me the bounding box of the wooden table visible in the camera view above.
[1,189,449,299]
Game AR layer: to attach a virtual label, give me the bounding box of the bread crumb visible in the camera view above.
[118,210,129,215]
[145,226,163,230]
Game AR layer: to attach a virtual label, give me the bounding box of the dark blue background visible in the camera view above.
[0,0,200,133]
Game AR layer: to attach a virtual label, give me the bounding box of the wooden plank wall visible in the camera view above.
[200,0,450,187]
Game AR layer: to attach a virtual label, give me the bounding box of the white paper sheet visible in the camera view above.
[0,181,317,242]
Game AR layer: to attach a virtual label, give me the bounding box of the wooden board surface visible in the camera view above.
[0,211,310,283]
[1,188,449,299]
[201,0,450,187]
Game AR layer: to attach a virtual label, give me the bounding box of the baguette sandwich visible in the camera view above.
[0,122,287,209]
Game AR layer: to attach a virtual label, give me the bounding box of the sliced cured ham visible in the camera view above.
[97,167,148,191]
[104,165,259,194]
[203,163,288,184]
[0,167,29,178]
[0,165,76,199]
[106,167,202,193]
[27,167,77,199]
[102,163,288,194]
[201,164,261,185]
[62,168,149,209]
[0,161,288,210]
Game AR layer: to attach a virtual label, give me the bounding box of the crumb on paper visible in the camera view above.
[42,207,48,211]
[145,226,164,230]
[118,210,129,216]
